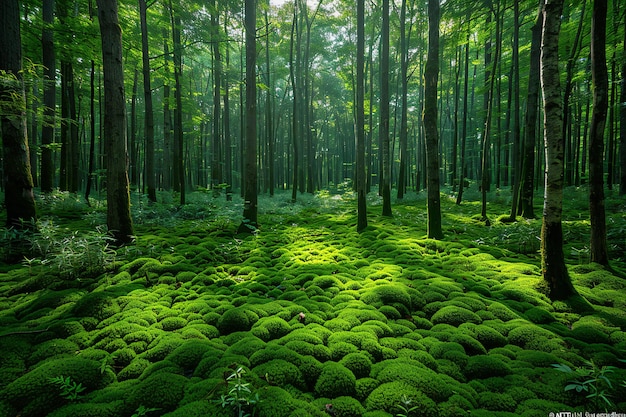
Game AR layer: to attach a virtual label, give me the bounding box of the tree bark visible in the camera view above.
[588,0,608,265]
[397,0,408,200]
[169,1,185,205]
[540,0,576,300]
[356,0,368,232]
[211,0,223,195]
[238,0,258,233]
[41,0,56,193]
[456,17,470,206]
[620,14,626,196]
[97,0,134,244]
[1,0,37,228]
[139,0,156,202]
[380,0,392,216]
[424,0,442,239]
[520,0,544,219]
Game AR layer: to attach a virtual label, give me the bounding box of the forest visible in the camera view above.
[1,0,626,415]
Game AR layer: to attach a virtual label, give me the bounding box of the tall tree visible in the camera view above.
[211,0,223,195]
[169,0,185,205]
[456,16,471,206]
[239,0,258,233]
[40,0,56,193]
[396,0,409,200]
[540,0,576,300]
[508,0,521,220]
[139,0,156,202]
[620,12,626,196]
[97,0,134,244]
[423,0,442,239]
[1,0,37,228]
[356,0,368,232]
[380,0,392,216]
[520,0,544,219]
[588,0,608,265]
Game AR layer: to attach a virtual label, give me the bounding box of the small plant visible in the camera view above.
[48,375,86,401]
[396,394,419,417]
[131,405,161,417]
[217,366,261,417]
[552,360,617,411]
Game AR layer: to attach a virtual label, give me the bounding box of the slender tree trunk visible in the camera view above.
[85,60,97,203]
[456,17,470,205]
[139,0,156,202]
[1,0,37,228]
[41,0,55,193]
[223,14,233,201]
[520,0,544,219]
[424,0,442,239]
[265,6,274,197]
[540,0,576,300]
[508,0,521,220]
[588,0,608,265]
[356,0,367,232]
[129,68,139,187]
[211,0,223,195]
[169,0,185,204]
[619,14,626,196]
[97,0,134,244]
[289,2,299,202]
[397,0,408,200]
[380,0,392,216]
[162,27,172,191]
[238,0,258,233]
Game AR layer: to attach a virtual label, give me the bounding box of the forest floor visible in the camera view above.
[1,185,626,417]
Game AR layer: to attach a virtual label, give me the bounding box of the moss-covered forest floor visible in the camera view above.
[1,186,626,417]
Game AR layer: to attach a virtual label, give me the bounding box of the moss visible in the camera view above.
[216,307,259,334]
[141,335,184,362]
[374,360,452,403]
[325,396,366,417]
[250,345,303,368]
[160,316,188,331]
[339,352,373,379]
[524,307,555,324]
[128,372,187,412]
[449,333,487,355]
[225,336,266,357]
[166,339,214,370]
[516,350,560,367]
[507,324,554,348]
[45,401,126,417]
[314,362,356,398]
[252,316,291,341]
[29,338,80,365]
[431,306,482,326]
[256,386,298,416]
[118,357,150,381]
[464,355,512,379]
[254,359,305,389]
[161,400,224,416]
[477,392,516,412]
[468,324,508,349]
[361,284,412,312]
[365,381,438,416]
[71,291,120,321]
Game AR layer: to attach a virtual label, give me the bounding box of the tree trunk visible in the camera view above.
[289,2,299,203]
[169,0,185,205]
[223,13,233,201]
[238,0,258,233]
[162,27,172,191]
[540,0,576,300]
[211,0,223,195]
[508,0,521,220]
[620,15,626,196]
[397,0,408,200]
[456,17,470,206]
[424,0,442,239]
[96,0,134,244]
[356,0,368,232]
[1,0,37,228]
[85,60,97,203]
[588,0,608,265]
[139,0,156,202]
[520,0,543,219]
[41,0,55,193]
[380,0,392,216]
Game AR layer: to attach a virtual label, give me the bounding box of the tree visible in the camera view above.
[423,0,442,239]
[380,0,391,217]
[588,0,608,265]
[356,0,368,232]
[1,0,37,228]
[238,0,258,233]
[97,0,134,244]
[40,0,56,193]
[139,0,156,202]
[621,17,626,197]
[540,0,576,300]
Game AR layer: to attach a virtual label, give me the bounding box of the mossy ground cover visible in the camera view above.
[1,186,626,417]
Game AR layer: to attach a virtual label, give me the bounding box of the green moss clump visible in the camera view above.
[477,392,516,412]
[160,316,188,331]
[29,338,80,365]
[524,307,555,324]
[431,306,482,327]
[255,386,298,416]
[374,360,452,403]
[166,339,214,370]
[141,335,185,362]
[464,355,512,379]
[161,399,224,416]
[252,317,291,341]
[330,342,359,361]
[470,324,508,349]
[569,324,610,344]
[507,325,554,349]
[326,396,366,417]
[254,359,305,389]
[365,381,437,417]
[216,307,259,334]
[118,358,150,381]
[45,401,126,417]
[314,362,356,398]
[339,352,373,379]
[361,284,412,312]
[128,372,187,412]
[71,291,120,321]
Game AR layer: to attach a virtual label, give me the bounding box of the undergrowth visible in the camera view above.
[0,186,625,417]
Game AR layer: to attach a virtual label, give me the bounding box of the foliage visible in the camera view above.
[217,366,261,417]
[552,360,618,411]
[48,375,86,401]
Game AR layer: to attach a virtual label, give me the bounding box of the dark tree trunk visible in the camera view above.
[588,0,608,265]
[162,27,172,191]
[356,0,367,232]
[211,0,223,195]
[85,60,97,203]
[1,0,37,228]
[424,0,442,239]
[540,0,576,300]
[397,0,408,200]
[380,0,392,216]
[520,0,544,219]
[620,16,626,196]
[508,0,521,220]
[96,0,134,244]
[456,17,470,206]
[223,14,233,201]
[139,0,156,202]
[238,0,258,233]
[41,0,55,193]
[169,0,185,204]
[289,1,299,203]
